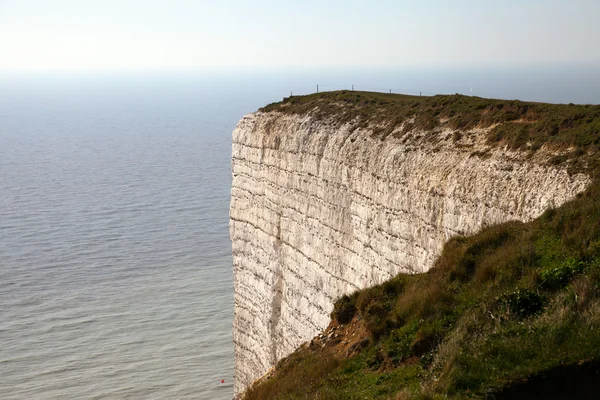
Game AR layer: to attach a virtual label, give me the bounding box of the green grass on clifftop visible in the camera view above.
[262,91,600,177]
[244,93,600,399]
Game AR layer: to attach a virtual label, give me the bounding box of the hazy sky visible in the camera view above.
[0,0,598,71]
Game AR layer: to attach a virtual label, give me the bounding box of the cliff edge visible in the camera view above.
[229,92,595,395]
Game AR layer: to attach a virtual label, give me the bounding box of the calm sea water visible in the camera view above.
[0,68,598,400]
[0,74,260,400]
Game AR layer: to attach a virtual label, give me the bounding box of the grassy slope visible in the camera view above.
[245,92,600,399]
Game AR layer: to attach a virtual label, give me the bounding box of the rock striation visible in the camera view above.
[229,109,590,395]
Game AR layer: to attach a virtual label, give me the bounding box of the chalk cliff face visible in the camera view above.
[229,110,589,394]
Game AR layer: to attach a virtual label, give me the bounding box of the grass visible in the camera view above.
[243,92,600,399]
[244,342,423,400]
[262,91,600,177]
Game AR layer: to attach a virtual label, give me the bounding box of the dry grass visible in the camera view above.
[244,352,339,400]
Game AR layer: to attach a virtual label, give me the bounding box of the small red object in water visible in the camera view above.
[221,379,225,384]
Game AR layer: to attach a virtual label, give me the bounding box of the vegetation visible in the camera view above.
[244,92,600,399]
[262,91,600,177]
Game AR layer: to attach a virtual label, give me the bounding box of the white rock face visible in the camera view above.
[229,111,589,394]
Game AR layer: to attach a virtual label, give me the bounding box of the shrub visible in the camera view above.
[500,289,545,318]
[539,258,585,291]
[332,293,357,324]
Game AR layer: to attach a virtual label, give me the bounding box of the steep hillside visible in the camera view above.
[244,183,600,399]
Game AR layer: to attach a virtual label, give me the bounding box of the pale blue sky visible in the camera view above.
[0,0,598,71]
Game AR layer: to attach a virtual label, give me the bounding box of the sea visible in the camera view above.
[1,66,599,400]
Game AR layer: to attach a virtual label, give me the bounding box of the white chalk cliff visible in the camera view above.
[229,109,589,395]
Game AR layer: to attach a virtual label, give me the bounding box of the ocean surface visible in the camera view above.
[0,74,267,400]
[1,67,599,400]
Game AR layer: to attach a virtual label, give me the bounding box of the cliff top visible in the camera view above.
[261,91,600,177]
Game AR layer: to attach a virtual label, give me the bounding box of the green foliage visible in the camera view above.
[326,359,422,400]
[244,352,339,400]
[357,275,406,337]
[446,316,600,397]
[331,293,358,324]
[382,322,419,366]
[539,258,585,290]
[499,289,545,318]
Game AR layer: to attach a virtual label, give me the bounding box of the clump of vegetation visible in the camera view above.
[243,92,600,399]
[331,293,358,324]
[498,288,545,318]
